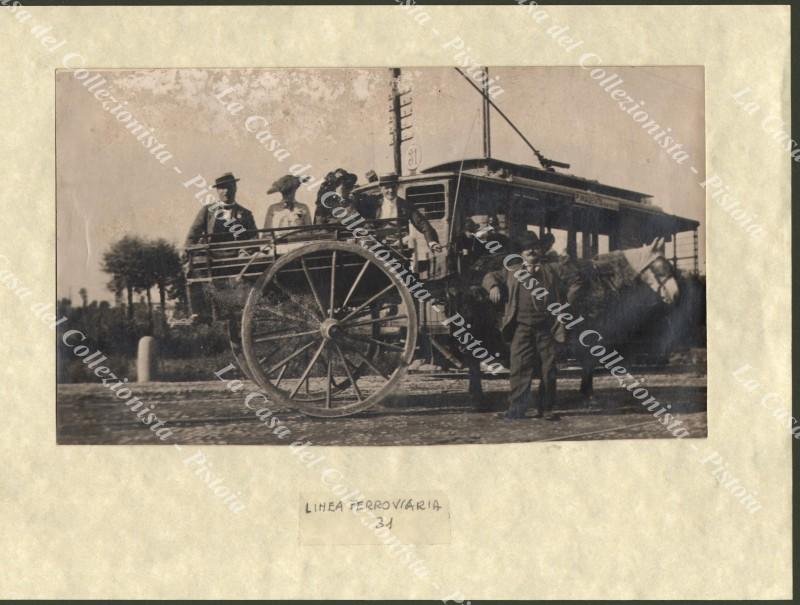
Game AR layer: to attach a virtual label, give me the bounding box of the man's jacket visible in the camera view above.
[184,203,257,248]
[367,196,439,244]
[482,253,583,341]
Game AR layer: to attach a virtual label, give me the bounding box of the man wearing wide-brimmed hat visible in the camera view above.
[184,172,257,248]
[482,231,583,420]
[366,172,441,252]
[264,174,312,229]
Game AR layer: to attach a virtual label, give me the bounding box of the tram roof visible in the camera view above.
[354,156,699,232]
[420,157,652,204]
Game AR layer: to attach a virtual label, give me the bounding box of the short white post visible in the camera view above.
[137,336,158,382]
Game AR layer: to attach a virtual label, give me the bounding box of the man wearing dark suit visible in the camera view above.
[369,173,442,253]
[184,172,257,248]
[183,172,257,322]
[483,232,583,420]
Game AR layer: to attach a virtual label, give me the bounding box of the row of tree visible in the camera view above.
[101,236,186,326]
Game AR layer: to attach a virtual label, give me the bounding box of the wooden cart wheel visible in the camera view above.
[241,241,418,417]
[228,320,253,381]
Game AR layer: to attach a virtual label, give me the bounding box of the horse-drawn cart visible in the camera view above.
[185,151,702,418]
[185,219,429,417]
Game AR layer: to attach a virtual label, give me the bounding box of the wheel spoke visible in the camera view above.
[254,329,320,343]
[290,340,327,399]
[325,357,332,408]
[341,331,406,352]
[340,259,370,310]
[329,251,337,318]
[270,276,321,321]
[266,339,317,375]
[274,364,288,388]
[341,314,407,328]
[256,346,283,366]
[301,256,327,317]
[339,284,396,324]
[332,340,363,402]
[346,344,390,380]
[256,303,312,326]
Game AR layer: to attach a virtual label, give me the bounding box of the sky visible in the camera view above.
[56,66,705,302]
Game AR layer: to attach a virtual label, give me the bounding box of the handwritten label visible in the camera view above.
[299,491,451,545]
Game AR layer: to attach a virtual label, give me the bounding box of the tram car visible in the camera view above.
[184,155,700,417]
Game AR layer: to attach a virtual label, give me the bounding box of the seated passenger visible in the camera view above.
[364,173,442,253]
[264,174,312,229]
[314,169,360,224]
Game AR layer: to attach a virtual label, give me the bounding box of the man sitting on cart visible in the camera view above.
[364,172,443,254]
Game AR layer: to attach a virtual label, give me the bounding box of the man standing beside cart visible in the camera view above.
[483,232,583,421]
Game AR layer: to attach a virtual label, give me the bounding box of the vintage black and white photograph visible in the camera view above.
[56,66,707,445]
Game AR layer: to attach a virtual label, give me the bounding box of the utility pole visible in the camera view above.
[390,68,403,175]
[389,68,415,175]
[482,66,491,158]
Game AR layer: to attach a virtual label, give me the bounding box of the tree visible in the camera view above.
[101,236,186,325]
[146,239,183,318]
[101,235,148,319]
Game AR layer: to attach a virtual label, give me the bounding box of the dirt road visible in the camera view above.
[57,367,706,445]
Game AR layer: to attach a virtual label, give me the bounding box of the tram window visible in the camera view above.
[598,234,609,254]
[406,184,446,219]
[576,232,583,257]
[549,228,569,255]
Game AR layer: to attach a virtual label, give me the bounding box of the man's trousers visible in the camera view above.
[507,320,557,416]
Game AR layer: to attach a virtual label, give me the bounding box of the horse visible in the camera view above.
[453,237,683,408]
[569,237,680,404]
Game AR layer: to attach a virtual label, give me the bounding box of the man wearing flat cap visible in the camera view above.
[369,173,442,252]
[184,172,257,248]
[264,174,312,229]
[482,231,583,420]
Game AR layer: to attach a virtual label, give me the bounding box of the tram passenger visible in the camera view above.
[456,215,488,265]
[540,232,558,260]
[365,173,442,253]
[264,174,313,229]
[456,215,513,281]
[489,214,511,250]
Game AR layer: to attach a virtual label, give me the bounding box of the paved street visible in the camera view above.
[57,368,706,445]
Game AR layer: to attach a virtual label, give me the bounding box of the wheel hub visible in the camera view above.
[319,318,340,340]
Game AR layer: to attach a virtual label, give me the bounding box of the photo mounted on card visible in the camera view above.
[56,66,706,445]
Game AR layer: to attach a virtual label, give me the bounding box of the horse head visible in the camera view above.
[622,237,680,305]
